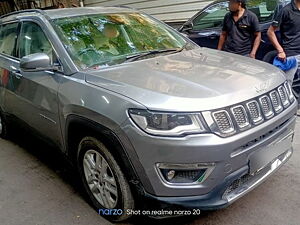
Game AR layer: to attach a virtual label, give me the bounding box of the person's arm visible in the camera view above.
[217,31,227,50]
[267,8,286,60]
[250,32,261,59]
[249,14,261,59]
[218,15,228,51]
[267,26,286,60]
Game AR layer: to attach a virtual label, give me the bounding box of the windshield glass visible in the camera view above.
[53,13,192,69]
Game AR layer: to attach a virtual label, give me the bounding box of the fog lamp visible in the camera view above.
[156,163,215,185]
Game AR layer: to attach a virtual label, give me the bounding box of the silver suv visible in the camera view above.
[0,7,297,222]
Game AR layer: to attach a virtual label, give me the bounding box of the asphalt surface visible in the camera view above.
[0,118,300,225]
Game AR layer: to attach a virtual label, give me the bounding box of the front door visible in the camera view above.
[6,20,62,146]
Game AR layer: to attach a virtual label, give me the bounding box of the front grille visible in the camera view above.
[211,82,294,137]
[212,110,234,134]
[223,174,253,197]
[232,118,290,156]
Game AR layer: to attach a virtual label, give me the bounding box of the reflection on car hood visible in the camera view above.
[85,47,286,111]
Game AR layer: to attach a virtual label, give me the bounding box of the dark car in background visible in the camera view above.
[179,0,289,61]
[179,0,300,100]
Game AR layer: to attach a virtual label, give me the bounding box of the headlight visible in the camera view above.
[128,109,208,136]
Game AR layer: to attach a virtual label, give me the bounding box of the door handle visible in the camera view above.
[9,66,22,79]
[209,34,219,40]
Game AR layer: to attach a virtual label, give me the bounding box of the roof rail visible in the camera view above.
[0,9,46,19]
[112,5,135,9]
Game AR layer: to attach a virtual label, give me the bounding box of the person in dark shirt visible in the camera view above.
[267,0,300,59]
[267,0,300,85]
[217,0,261,58]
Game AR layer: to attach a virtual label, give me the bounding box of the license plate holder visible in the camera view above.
[249,131,293,175]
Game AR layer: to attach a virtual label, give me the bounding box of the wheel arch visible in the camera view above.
[65,114,154,197]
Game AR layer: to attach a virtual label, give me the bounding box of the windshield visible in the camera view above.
[53,13,192,69]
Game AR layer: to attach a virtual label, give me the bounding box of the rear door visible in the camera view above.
[0,21,21,115]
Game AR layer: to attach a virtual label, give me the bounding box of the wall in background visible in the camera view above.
[0,0,80,16]
[0,1,13,15]
[83,0,212,25]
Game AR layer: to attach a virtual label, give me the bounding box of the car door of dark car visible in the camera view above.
[183,2,229,49]
[252,0,279,60]
[181,0,280,60]
[7,20,62,146]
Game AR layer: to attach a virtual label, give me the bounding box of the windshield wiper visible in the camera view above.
[125,46,187,62]
[86,44,189,69]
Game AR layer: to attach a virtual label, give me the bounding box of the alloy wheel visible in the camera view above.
[83,149,118,209]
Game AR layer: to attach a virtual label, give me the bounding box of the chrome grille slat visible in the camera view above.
[278,85,290,108]
[246,101,263,124]
[284,81,295,103]
[212,110,235,134]
[231,105,250,129]
[270,91,283,113]
[259,96,274,119]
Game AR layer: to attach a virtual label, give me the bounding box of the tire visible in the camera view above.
[0,112,8,139]
[77,136,135,222]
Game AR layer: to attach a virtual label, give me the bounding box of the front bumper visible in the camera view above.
[120,100,297,209]
[142,147,292,210]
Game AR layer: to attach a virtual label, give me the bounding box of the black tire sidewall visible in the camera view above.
[0,112,8,139]
[77,137,134,222]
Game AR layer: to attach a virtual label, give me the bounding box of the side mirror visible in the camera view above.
[179,22,193,33]
[20,53,52,72]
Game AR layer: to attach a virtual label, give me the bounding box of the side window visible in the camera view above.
[0,26,2,51]
[0,22,19,57]
[192,2,229,31]
[19,22,55,63]
[248,0,278,23]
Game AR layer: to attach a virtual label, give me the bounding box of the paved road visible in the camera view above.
[0,118,300,225]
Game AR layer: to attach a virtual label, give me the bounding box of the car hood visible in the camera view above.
[85,47,286,112]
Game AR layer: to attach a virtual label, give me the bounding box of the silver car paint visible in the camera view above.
[86,47,286,112]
